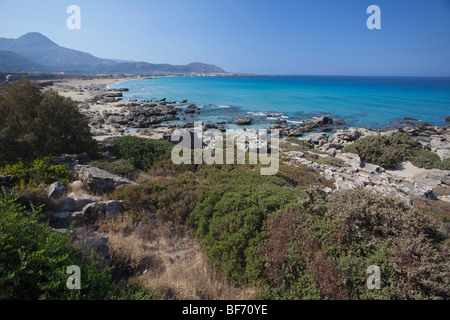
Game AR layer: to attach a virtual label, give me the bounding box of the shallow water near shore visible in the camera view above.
[110,75,450,129]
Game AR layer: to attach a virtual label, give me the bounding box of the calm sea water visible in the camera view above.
[110,76,450,129]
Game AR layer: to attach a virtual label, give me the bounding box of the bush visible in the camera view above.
[187,168,301,285]
[114,136,173,171]
[342,133,450,170]
[112,174,203,224]
[0,157,73,190]
[89,159,137,180]
[0,188,110,299]
[276,162,336,189]
[410,150,450,170]
[342,133,422,169]
[0,78,97,164]
[0,188,161,300]
[261,189,393,300]
[326,188,449,299]
[259,188,450,300]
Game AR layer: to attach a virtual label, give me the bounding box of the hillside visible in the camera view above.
[0,32,116,72]
[0,32,226,75]
[0,50,54,73]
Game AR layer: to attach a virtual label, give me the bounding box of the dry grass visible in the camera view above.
[133,171,154,184]
[67,180,90,195]
[97,213,255,300]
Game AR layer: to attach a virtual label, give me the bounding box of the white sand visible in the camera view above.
[387,161,435,179]
[47,76,136,102]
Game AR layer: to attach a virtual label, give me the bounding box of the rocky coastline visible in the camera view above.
[46,77,450,220]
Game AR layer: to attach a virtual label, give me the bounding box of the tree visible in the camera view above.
[0,78,97,165]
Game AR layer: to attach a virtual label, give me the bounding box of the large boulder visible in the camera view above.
[0,174,12,187]
[61,192,102,212]
[335,153,363,168]
[103,92,123,98]
[76,200,125,224]
[300,132,329,147]
[73,236,109,255]
[52,153,91,170]
[313,115,333,125]
[236,118,252,126]
[74,165,137,192]
[47,182,67,200]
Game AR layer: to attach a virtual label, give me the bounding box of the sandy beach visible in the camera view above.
[45,76,149,141]
[47,76,137,102]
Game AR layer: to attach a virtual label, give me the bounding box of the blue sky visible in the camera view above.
[0,0,449,76]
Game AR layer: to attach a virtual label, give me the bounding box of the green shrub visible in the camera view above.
[260,189,395,300]
[187,168,301,285]
[276,162,335,189]
[342,133,449,170]
[410,150,450,170]
[0,188,110,299]
[89,159,137,179]
[0,188,162,300]
[342,133,422,169]
[326,188,449,299]
[114,136,173,171]
[0,78,97,165]
[112,174,203,224]
[259,188,450,300]
[0,157,73,190]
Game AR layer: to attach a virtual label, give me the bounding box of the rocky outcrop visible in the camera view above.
[271,115,334,137]
[74,165,137,192]
[47,182,67,200]
[52,153,91,170]
[73,236,109,255]
[74,200,125,224]
[103,92,123,98]
[236,118,252,126]
[61,192,102,212]
[0,174,12,187]
[284,148,449,206]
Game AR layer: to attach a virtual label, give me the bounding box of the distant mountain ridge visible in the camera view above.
[0,50,55,73]
[0,32,226,75]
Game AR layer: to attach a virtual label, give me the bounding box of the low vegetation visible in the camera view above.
[0,188,160,300]
[114,135,173,171]
[343,133,450,170]
[89,159,138,180]
[111,149,449,299]
[0,157,73,190]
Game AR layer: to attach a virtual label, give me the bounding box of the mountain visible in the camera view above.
[0,33,116,72]
[0,50,54,73]
[0,32,226,74]
[100,61,226,75]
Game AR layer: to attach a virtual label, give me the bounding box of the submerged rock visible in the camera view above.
[236,118,252,126]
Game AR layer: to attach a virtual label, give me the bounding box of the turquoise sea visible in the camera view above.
[110,76,450,129]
